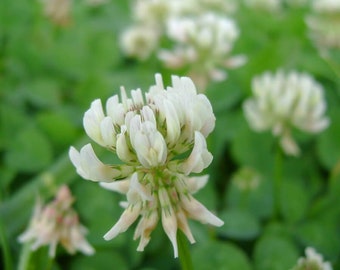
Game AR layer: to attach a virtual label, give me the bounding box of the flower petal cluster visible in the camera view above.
[243,70,329,156]
[69,74,223,257]
[306,0,340,49]
[119,0,244,89]
[18,185,94,257]
[291,247,333,270]
[159,12,246,90]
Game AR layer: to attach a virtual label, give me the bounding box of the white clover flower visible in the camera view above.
[119,25,160,61]
[291,247,333,270]
[18,185,94,257]
[243,70,329,156]
[159,13,246,90]
[306,0,340,49]
[69,74,223,257]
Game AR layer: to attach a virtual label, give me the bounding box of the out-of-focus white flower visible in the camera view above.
[232,167,261,191]
[312,0,340,12]
[120,25,160,61]
[120,0,242,88]
[291,247,333,270]
[43,0,72,26]
[244,0,282,11]
[69,74,222,257]
[306,0,340,49]
[159,13,246,90]
[18,185,94,257]
[243,70,329,156]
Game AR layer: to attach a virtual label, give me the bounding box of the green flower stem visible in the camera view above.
[273,145,283,220]
[177,230,194,270]
[18,243,54,270]
[0,220,13,270]
[18,243,33,270]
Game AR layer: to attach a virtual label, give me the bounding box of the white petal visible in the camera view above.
[77,239,95,255]
[116,127,136,163]
[171,75,197,96]
[83,99,105,146]
[180,194,224,227]
[100,116,116,148]
[106,95,125,126]
[103,204,141,240]
[181,131,213,175]
[69,144,134,182]
[186,175,209,194]
[158,188,178,257]
[128,172,153,202]
[134,210,159,252]
[140,106,156,126]
[161,207,178,258]
[100,179,130,194]
[131,89,144,107]
[163,99,181,146]
[130,120,167,168]
[176,209,195,244]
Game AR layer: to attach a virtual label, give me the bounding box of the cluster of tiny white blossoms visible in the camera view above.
[291,247,333,270]
[69,74,223,257]
[306,0,340,49]
[18,185,94,257]
[120,0,244,90]
[243,70,329,156]
[159,13,246,90]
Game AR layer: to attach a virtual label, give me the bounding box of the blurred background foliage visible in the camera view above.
[1,0,340,270]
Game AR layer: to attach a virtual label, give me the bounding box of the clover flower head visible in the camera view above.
[158,13,246,90]
[243,70,329,156]
[18,185,94,257]
[291,247,333,270]
[69,73,223,257]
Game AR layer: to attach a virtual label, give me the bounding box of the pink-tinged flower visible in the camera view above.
[69,74,223,257]
[18,185,94,258]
